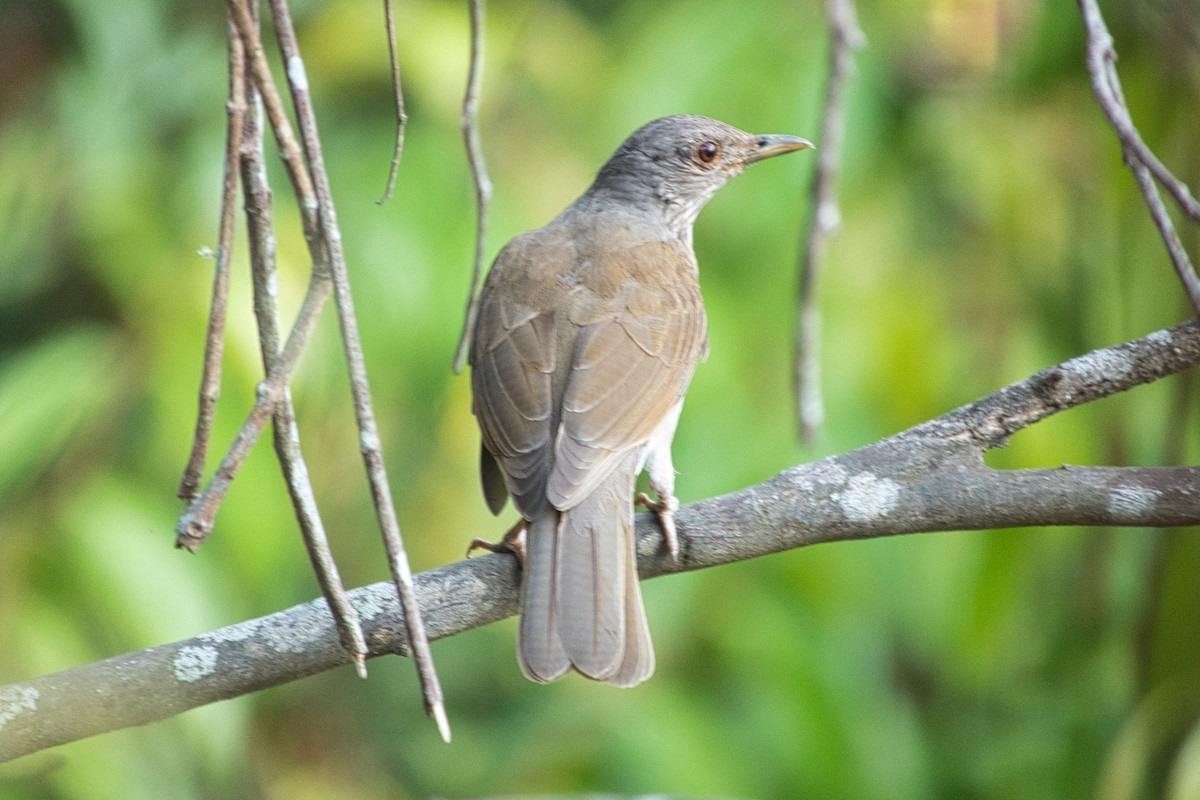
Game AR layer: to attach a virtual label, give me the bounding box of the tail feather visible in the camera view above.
[610,538,655,687]
[554,481,626,678]
[518,512,570,683]
[517,459,654,686]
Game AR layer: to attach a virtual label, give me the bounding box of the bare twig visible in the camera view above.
[8,320,1200,762]
[793,0,864,442]
[450,0,492,374]
[175,275,332,550]
[174,0,441,738]
[1077,0,1200,316]
[264,0,447,742]
[1128,160,1200,315]
[1077,0,1200,224]
[176,0,338,551]
[237,35,369,677]
[227,0,318,237]
[377,0,407,204]
[178,16,246,502]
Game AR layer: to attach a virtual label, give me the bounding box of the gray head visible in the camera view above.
[584,114,813,237]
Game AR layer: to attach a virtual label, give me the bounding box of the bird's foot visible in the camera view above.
[636,492,679,560]
[467,518,528,566]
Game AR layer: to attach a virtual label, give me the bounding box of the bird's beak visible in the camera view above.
[745,134,815,164]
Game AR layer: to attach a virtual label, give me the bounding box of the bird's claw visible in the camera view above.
[636,491,679,560]
[467,519,528,566]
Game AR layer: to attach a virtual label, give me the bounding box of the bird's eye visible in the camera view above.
[695,141,719,164]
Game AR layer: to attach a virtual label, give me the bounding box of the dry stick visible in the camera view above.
[793,0,864,443]
[450,0,492,374]
[264,0,449,743]
[1128,159,1200,314]
[176,277,332,549]
[1077,0,1200,224]
[176,0,334,551]
[177,16,247,502]
[8,320,1200,762]
[228,0,318,237]
[1078,0,1200,316]
[1092,25,1200,317]
[237,39,369,677]
[377,0,407,204]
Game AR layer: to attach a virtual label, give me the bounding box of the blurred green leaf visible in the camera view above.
[0,327,127,508]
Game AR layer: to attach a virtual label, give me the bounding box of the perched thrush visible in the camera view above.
[469,115,812,686]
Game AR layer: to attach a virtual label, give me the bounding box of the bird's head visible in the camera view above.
[588,114,814,236]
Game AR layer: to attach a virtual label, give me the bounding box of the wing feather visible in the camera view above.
[470,237,562,518]
[472,231,707,518]
[547,242,707,510]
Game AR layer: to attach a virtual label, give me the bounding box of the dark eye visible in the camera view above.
[695,141,719,164]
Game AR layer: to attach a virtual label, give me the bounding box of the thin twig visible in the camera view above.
[237,29,369,677]
[176,0,336,550]
[1077,0,1200,224]
[450,0,492,374]
[793,0,864,442]
[1128,159,1200,313]
[9,319,1200,761]
[377,0,407,204]
[265,0,448,743]
[178,15,246,502]
[1077,0,1200,316]
[227,0,319,240]
[176,275,332,550]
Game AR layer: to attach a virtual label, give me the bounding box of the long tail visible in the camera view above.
[518,461,654,687]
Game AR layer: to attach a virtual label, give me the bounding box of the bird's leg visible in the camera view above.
[639,440,681,560]
[636,490,679,560]
[467,518,528,565]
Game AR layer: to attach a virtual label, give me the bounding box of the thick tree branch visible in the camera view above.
[4,319,1199,762]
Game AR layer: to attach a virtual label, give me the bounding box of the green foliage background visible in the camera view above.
[1,0,1199,797]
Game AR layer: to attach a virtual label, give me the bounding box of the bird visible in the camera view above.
[468,114,813,686]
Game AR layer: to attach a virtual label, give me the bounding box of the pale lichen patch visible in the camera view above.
[1146,329,1174,346]
[813,462,849,487]
[359,428,381,452]
[173,645,219,683]
[0,686,38,731]
[1063,348,1133,385]
[837,473,901,522]
[286,55,309,92]
[1107,484,1160,518]
[788,461,848,496]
